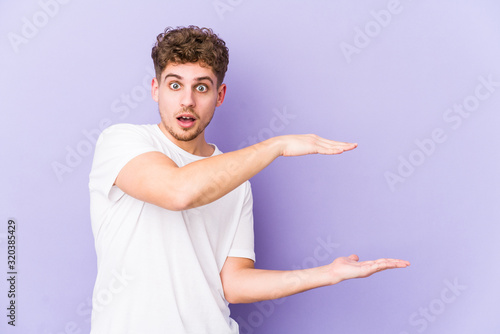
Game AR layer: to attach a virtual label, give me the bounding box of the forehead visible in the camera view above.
[161,61,216,82]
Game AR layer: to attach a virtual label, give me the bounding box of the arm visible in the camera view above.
[115,135,357,211]
[220,255,410,304]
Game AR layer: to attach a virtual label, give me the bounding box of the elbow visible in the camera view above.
[220,259,257,304]
[221,276,240,304]
[224,293,236,305]
[224,291,254,304]
[223,287,242,304]
[159,186,200,211]
[163,193,194,211]
[223,282,255,304]
[226,296,241,304]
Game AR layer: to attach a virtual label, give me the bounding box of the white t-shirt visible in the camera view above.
[88,123,255,334]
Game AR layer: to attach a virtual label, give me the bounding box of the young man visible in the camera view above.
[89,26,409,333]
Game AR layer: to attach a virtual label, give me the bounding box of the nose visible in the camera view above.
[180,89,195,108]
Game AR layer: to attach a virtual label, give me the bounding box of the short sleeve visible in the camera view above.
[227,181,256,262]
[89,124,161,202]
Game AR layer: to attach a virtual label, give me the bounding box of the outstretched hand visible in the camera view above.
[276,134,357,157]
[327,254,410,285]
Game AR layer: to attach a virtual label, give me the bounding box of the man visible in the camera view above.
[89,26,409,333]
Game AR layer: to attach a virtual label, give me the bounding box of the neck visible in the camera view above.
[157,123,214,157]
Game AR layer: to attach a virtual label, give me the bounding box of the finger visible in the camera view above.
[348,254,359,262]
[329,141,358,149]
[385,259,410,267]
[315,137,357,148]
[316,142,357,155]
[373,258,409,264]
[316,139,358,154]
[371,258,410,269]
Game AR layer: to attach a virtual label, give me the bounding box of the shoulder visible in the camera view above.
[96,123,158,146]
[100,123,154,137]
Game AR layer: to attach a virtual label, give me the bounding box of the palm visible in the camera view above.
[328,254,410,284]
[279,134,357,157]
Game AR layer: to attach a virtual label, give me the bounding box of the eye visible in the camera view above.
[196,84,207,92]
[169,82,180,90]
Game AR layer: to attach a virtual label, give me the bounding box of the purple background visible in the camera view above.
[2,0,500,333]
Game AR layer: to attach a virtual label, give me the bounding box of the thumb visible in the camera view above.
[348,254,359,262]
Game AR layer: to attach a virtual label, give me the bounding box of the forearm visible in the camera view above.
[223,266,333,304]
[176,138,281,209]
[220,255,410,304]
[117,134,356,211]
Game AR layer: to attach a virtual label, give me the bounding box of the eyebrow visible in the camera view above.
[195,76,214,85]
[163,73,214,85]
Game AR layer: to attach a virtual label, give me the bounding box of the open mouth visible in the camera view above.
[177,115,196,128]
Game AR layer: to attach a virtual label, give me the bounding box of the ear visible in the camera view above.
[151,77,159,102]
[216,83,226,107]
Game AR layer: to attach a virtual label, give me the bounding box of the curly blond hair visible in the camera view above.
[151,25,229,86]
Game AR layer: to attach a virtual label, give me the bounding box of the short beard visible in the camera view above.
[165,123,205,142]
[161,107,214,142]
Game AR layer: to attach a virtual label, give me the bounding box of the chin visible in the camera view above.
[171,128,203,142]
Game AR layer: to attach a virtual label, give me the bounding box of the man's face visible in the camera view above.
[152,61,226,143]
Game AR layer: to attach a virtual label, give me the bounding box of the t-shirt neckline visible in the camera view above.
[152,124,220,160]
